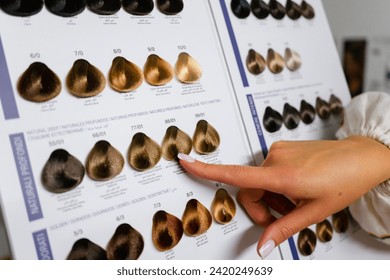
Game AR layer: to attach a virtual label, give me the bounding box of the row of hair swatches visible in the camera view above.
[41,121,220,193]
[67,189,237,259]
[0,0,183,17]
[18,53,202,103]
[263,95,343,133]
[297,209,350,256]
[231,0,314,20]
[247,47,301,75]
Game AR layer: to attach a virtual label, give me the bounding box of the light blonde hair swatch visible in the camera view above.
[17,62,62,102]
[182,199,212,236]
[128,132,162,171]
[66,59,106,98]
[297,228,317,256]
[156,0,183,16]
[152,210,183,251]
[108,56,144,93]
[86,140,124,181]
[67,238,107,260]
[332,209,349,233]
[246,49,266,75]
[211,188,236,224]
[267,48,285,74]
[192,120,220,155]
[316,219,333,243]
[122,0,154,15]
[174,52,202,83]
[106,223,144,260]
[41,149,85,193]
[161,126,192,161]
[301,0,315,19]
[143,54,174,86]
[284,47,302,71]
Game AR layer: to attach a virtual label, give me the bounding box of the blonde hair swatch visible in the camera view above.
[41,149,85,193]
[161,126,192,161]
[269,0,285,20]
[122,0,154,15]
[192,120,220,155]
[67,238,107,260]
[246,49,266,75]
[66,59,106,98]
[174,52,202,83]
[86,0,121,15]
[297,228,317,256]
[128,132,162,171]
[284,47,302,71]
[182,199,212,236]
[285,0,301,20]
[230,0,250,19]
[108,56,144,93]
[17,62,62,102]
[143,54,174,86]
[152,210,183,251]
[329,94,343,115]
[250,0,269,20]
[332,209,349,233]
[316,97,331,120]
[156,0,183,15]
[211,188,236,224]
[316,219,333,243]
[301,0,315,19]
[86,140,124,181]
[44,0,86,17]
[0,0,43,17]
[106,223,144,260]
[267,48,285,74]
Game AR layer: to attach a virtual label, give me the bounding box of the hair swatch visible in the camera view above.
[267,48,285,74]
[211,188,236,224]
[66,59,106,98]
[161,126,192,161]
[182,199,212,236]
[0,0,43,16]
[316,219,333,243]
[284,47,301,71]
[174,52,202,83]
[230,0,250,19]
[315,97,331,120]
[268,0,285,20]
[44,0,86,17]
[263,106,283,133]
[192,120,220,155]
[17,62,62,103]
[156,0,183,15]
[106,223,144,260]
[108,56,144,93]
[246,49,266,75]
[86,0,121,15]
[128,132,162,171]
[283,103,300,130]
[299,100,316,124]
[285,0,301,20]
[329,94,343,115]
[41,149,85,193]
[86,140,124,181]
[143,54,174,86]
[301,0,315,19]
[297,228,317,256]
[152,210,183,251]
[67,238,107,260]
[122,0,154,15]
[250,0,269,19]
[332,209,349,233]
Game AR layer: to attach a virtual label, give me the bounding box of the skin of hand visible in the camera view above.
[178,135,390,258]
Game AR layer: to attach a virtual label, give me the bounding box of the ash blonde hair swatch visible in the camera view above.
[108,56,144,93]
[284,47,302,72]
[86,0,121,15]
[67,238,107,260]
[267,48,285,74]
[143,54,174,86]
[211,188,236,224]
[269,0,285,20]
[316,219,333,243]
[246,49,266,75]
[152,210,183,251]
[128,132,162,171]
[122,0,154,15]
[250,0,269,20]
[161,126,192,161]
[0,0,43,16]
[192,120,220,155]
[156,0,183,15]
[301,0,315,19]
[17,62,62,103]
[182,199,212,236]
[263,106,283,133]
[230,0,250,19]
[174,52,202,83]
[297,228,317,256]
[44,0,86,17]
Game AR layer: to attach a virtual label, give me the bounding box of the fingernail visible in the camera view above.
[258,240,275,259]
[177,153,195,163]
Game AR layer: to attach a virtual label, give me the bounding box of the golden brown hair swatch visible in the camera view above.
[250,0,269,19]
[182,199,212,236]
[316,96,331,120]
[152,210,183,251]
[174,52,202,83]
[41,149,85,193]
[246,49,266,75]
[86,0,121,15]
[106,223,144,260]
[156,0,183,15]
[67,238,107,260]
[109,56,144,93]
[285,0,301,20]
[86,140,124,181]
[143,54,174,86]
[0,0,44,17]
[66,59,106,98]
[45,0,86,17]
[263,106,283,133]
[230,0,250,19]
[332,209,349,233]
[284,47,302,71]
[301,0,315,19]
[192,120,220,155]
[267,48,285,74]
[299,100,316,124]
[161,126,192,161]
[17,62,62,103]
[211,188,236,224]
[128,132,162,171]
[316,219,333,243]
[329,94,343,115]
[122,0,154,15]
[269,0,285,20]
[297,228,317,256]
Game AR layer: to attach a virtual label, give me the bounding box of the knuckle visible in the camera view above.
[278,225,297,242]
[224,165,243,181]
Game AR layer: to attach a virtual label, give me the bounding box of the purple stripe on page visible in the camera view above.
[33,229,53,260]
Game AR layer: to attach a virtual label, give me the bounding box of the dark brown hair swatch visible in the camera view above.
[267,48,285,74]
[41,149,85,193]
[316,219,333,243]
[285,0,301,20]
[246,49,266,75]
[192,120,220,155]
[66,59,106,98]
[297,228,317,256]
[329,94,343,115]
[67,238,107,260]
[44,0,86,17]
[156,0,183,15]
[86,140,124,181]
[86,0,121,15]
[332,209,349,233]
[122,0,154,15]
[211,188,236,224]
[230,0,250,19]
[182,199,212,236]
[106,223,144,260]
[283,103,300,130]
[128,132,162,171]
[161,126,192,161]
[143,54,174,86]
[108,56,144,93]
[174,52,202,83]
[301,0,315,19]
[284,47,302,71]
[263,106,283,133]
[152,210,183,251]
[250,0,269,19]
[316,97,331,120]
[299,100,316,125]
[268,0,285,20]
[17,62,62,102]
[0,0,43,17]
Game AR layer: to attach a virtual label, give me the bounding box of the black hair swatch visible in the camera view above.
[156,0,183,15]
[283,103,300,130]
[250,0,269,19]
[285,0,301,20]
[230,0,250,19]
[299,100,316,124]
[122,0,154,16]
[268,0,285,20]
[297,228,317,256]
[329,94,343,115]
[67,238,107,260]
[86,0,121,15]
[301,0,315,19]
[41,149,85,193]
[315,97,331,120]
[0,0,44,16]
[246,49,266,75]
[45,0,86,17]
[161,126,192,161]
[263,106,283,133]
[152,210,183,251]
[128,132,162,171]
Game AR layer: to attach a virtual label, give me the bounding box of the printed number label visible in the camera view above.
[186,191,193,197]
[92,131,106,138]
[73,229,83,237]
[116,215,125,222]
[113,49,121,54]
[153,202,161,209]
[165,118,176,124]
[131,124,144,131]
[177,45,187,50]
[195,113,206,118]
[147,47,156,52]
[30,52,40,59]
[74,50,84,56]
[49,139,64,147]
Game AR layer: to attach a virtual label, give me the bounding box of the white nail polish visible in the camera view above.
[177,153,195,163]
[258,240,275,259]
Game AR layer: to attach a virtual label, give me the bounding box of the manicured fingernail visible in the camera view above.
[258,240,275,259]
[177,153,195,163]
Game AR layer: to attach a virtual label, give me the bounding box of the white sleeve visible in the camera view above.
[336,91,390,245]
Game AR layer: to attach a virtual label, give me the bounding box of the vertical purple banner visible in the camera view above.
[0,36,19,120]
[9,133,43,221]
[33,229,53,260]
